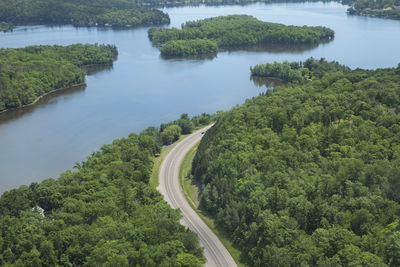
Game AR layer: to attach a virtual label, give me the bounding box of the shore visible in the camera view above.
[0,83,86,115]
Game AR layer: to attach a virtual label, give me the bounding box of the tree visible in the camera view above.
[161,125,182,145]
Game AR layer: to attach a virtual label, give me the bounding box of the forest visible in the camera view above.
[160,39,218,57]
[0,112,215,266]
[347,0,400,20]
[0,44,118,112]
[250,58,351,84]
[148,15,334,57]
[192,58,400,266]
[0,0,170,28]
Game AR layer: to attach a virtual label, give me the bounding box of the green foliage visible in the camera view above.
[250,57,351,84]
[192,59,400,266]
[159,113,216,145]
[162,124,182,145]
[0,116,206,266]
[0,0,170,28]
[0,44,118,112]
[160,39,218,57]
[149,15,334,57]
[176,253,203,267]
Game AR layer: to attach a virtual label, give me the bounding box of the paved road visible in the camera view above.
[158,125,237,267]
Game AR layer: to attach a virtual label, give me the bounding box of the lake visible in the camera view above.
[1,2,400,193]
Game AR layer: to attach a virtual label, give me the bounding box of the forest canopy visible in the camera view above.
[250,58,351,84]
[160,39,218,57]
[0,113,215,266]
[0,44,118,112]
[0,0,170,28]
[192,59,400,266]
[148,15,334,57]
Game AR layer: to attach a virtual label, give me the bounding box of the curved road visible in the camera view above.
[158,125,237,267]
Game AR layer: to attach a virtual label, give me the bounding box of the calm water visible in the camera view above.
[1,2,400,193]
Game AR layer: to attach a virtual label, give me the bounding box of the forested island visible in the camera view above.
[348,0,400,20]
[148,15,334,57]
[192,58,400,266]
[0,0,170,28]
[0,44,118,112]
[0,113,215,266]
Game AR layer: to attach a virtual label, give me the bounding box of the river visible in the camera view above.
[1,2,400,193]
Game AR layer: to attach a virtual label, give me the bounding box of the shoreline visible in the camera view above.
[0,83,86,115]
[0,62,114,115]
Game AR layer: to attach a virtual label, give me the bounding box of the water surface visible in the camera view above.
[1,2,400,193]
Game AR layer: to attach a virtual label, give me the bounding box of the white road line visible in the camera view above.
[158,126,237,267]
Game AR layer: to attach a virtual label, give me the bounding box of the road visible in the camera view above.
[158,125,237,267]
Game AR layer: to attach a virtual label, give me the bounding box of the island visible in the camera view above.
[148,15,334,57]
[0,44,118,112]
[0,0,170,28]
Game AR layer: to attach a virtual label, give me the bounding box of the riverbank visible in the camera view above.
[0,44,117,114]
[0,83,85,115]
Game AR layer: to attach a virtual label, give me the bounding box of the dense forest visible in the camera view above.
[250,58,351,84]
[0,113,215,266]
[0,44,118,112]
[347,0,400,20]
[160,39,218,57]
[0,0,170,28]
[192,58,400,266]
[148,15,334,57]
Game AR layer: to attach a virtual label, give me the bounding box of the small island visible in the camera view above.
[0,0,170,28]
[0,44,118,112]
[148,15,334,57]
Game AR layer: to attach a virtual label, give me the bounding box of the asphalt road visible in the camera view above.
[158,125,237,267]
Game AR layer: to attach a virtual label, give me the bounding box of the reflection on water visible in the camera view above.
[224,40,331,54]
[0,85,86,124]
[161,53,217,60]
[83,63,114,75]
[160,40,329,60]
[251,76,285,89]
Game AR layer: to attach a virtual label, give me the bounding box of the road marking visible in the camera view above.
[158,126,237,267]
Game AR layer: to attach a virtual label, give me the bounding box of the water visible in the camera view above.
[1,2,400,193]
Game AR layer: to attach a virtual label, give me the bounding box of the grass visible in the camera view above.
[179,144,246,267]
[150,124,213,189]
[179,143,201,207]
